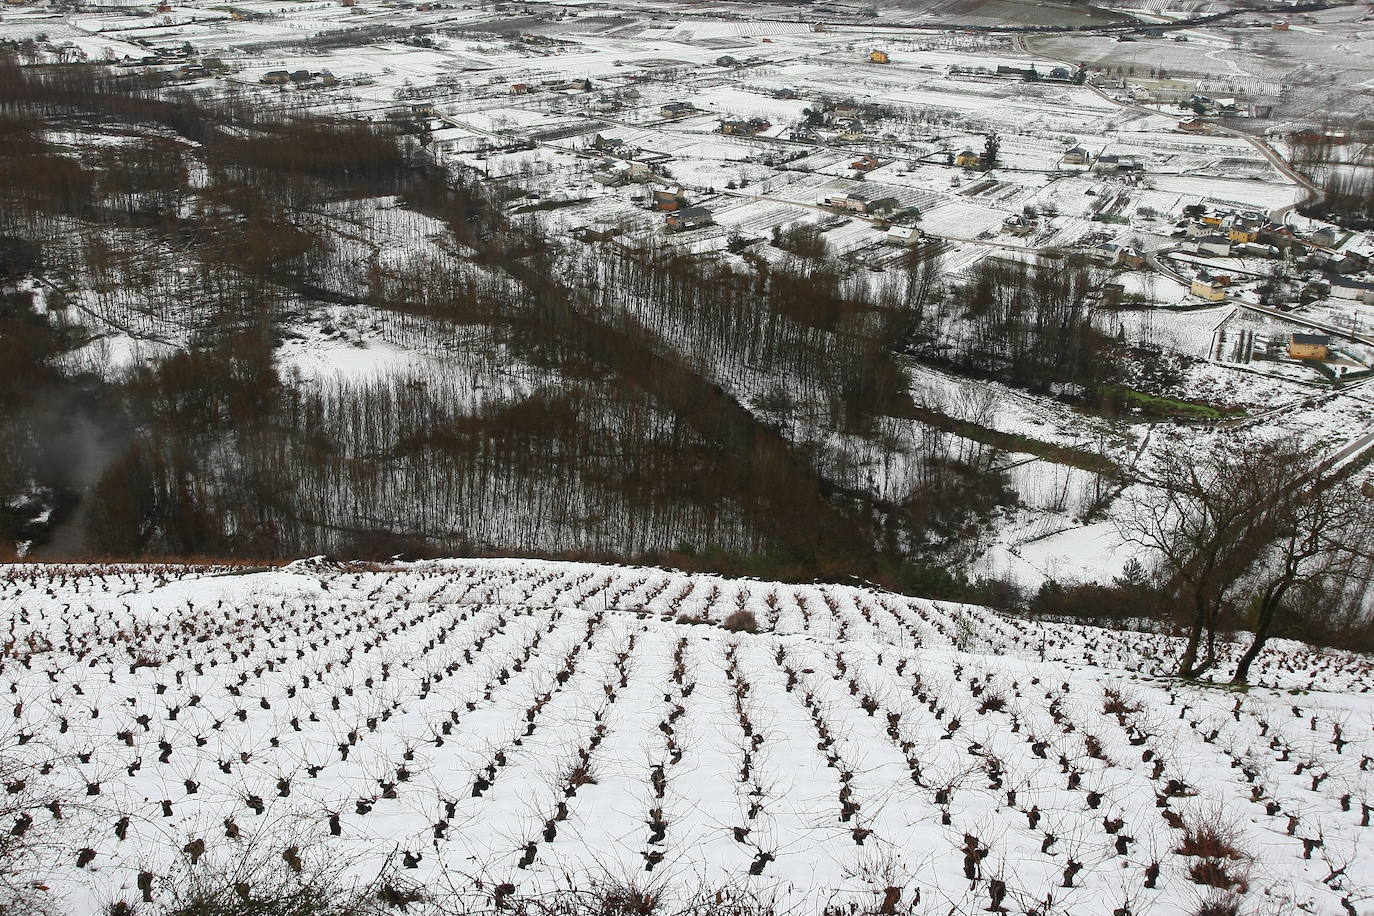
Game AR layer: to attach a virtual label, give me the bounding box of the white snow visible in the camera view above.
[4,560,1372,916]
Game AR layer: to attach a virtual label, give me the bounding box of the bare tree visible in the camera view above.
[1230,475,1374,683]
[1116,436,1324,678]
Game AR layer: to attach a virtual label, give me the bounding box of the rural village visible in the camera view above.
[6,0,1374,913]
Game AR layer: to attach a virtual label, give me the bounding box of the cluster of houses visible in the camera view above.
[1118,77,1259,118]
[1056,144,1142,172]
[1094,153,1143,174]
[510,77,595,95]
[1180,93,1249,117]
[659,101,696,120]
[815,188,924,245]
[114,41,230,76]
[825,188,899,216]
[1289,126,1352,146]
[944,139,1139,173]
[261,68,339,87]
[645,187,712,233]
[1183,218,1374,311]
[1179,207,1287,259]
[1176,207,1363,270]
[753,98,900,144]
[942,62,1079,82]
[995,63,1077,81]
[812,100,887,142]
[719,117,772,137]
[661,96,897,143]
[1122,77,1197,105]
[587,134,660,187]
[121,56,227,78]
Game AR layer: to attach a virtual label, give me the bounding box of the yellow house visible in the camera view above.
[870,50,890,64]
[1226,217,1261,244]
[1288,333,1330,360]
[955,148,979,168]
[1190,276,1227,301]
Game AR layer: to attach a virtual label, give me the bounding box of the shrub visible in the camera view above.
[891,562,974,602]
[154,843,409,916]
[722,611,760,634]
[1028,579,1164,628]
[1102,687,1141,719]
[492,878,779,916]
[674,614,711,626]
[563,761,598,790]
[1193,893,1241,916]
[0,235,41,283]
[1188,859,1247,892]
[1176,817,1245,860]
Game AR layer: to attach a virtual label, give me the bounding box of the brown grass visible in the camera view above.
[1193,895,1241,916]
[674,614,713,626]
[1188,859,1247,892]
[722,610,760,634]
[1176,818,1246,860]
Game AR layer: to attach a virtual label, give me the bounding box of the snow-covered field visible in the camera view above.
[5,560,1373,915]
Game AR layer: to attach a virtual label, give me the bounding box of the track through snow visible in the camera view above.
[3,559,1373,915]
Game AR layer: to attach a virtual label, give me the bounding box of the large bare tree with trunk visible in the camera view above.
[1230,474,1374,682]
[1118,435,1372,680]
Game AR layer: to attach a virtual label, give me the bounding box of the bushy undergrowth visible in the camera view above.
[472,878,783,916]
[110,863,792,916]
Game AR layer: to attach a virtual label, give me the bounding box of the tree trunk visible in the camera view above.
[1176,618,1205,677]
[1232,582,1291,684]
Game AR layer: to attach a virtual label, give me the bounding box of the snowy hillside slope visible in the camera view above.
[2,559,1372,915]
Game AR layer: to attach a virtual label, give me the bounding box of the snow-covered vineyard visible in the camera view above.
[4,559,1373,915]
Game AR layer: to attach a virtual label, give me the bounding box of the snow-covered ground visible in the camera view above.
[5,560,1372,915]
